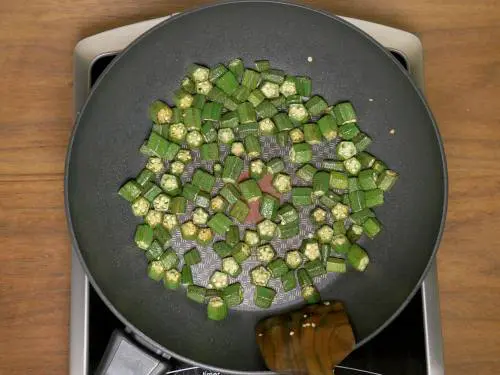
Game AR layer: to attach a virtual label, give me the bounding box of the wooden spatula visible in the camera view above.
[256,301,355,375]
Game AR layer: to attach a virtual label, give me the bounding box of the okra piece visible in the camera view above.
[377,170,399,192]
[285,250,303,269]
[182,108,201,131]
[187,285,206,304]
[160,174,181,195]
[228,142,244,156]
[301,239,321,261]
[296,164,317,182]
[223,283,244,307]
[170,196,187,215]
[222,156,244,183]
[182,183,200,202]
[222,257,242,277]
[353,132,372,152]
[303,123,322,144]
[136,169,155,187]
[162,214,179,232]
[169,160,185,176]
[321,243,331,262]
[348,177,360,192]
[272,173,292,193]
[349,190,366,212]
[201,122,217,143]
[302,285,321,304]
[334,102,357,125]
[164,269,181,290]
[279,76,297,97]
[373,160,388,174]
[304,259,327,278]
[291,187,313,206]
[332,220,347,235]
[305,96,328,116]
[297,268,313,287]
[218,128,235,144]
[200,142,219,161]
[149,100,173,124]
[310,207,327,225]
[220,111,239,128]
[250,159,267,180]
[288,104,309,123]
[258,118,276,136]
[296,76,312,97]
[358,169,377,191]
[260,194,279,220]
[237,122,259,138]
[350,208,375,225]
[322,160,345,172]
[146,157,165,174]
[232,86,251,103]
[186,131,203,148]
[244,230,260,247]
[210,270,229,290]
[181,77,196,94]
[290,143,312,163]
[232,242,251,263]
[188,64,210,82]
[146,241,163,262]
[225,225,240,247]
[313,171,330,197]
[289,128,305,143]
[242,69,261,90]
[320,191,341,208]
[207,297,228,321]
[146,132,174,158]
[329,171,348,190]
[267,258,289,278]
[336,141,357,160]
[181,264,194,285]
[248,89,266,107]
[344,157,362,176]
[174,88,194,109]
[278,221,300,239]
[266,158,285,175]
[208,213,233,235]
[272,113,293,131]
[131,197,150,217]
[317,114,338,140]
[209,63,228,83]
[213,241,233,258]
[201,102,223,122]
[338,122,360,140]
[230,200,250,223]
[181,221,198,241]
[244,135,262,159]
[211,195,228,213]
[348,244,369,272]
[363,217,382,239]
[326,257,347,273]
[286,94,302,106]
[257,219,278,241]
[237,102,257,124]
[135,224,154,250]
[254,60,270,72]
[277,204,299,225]
[261,69,285,84]
[331,202,349,221]
[220,183,242,205]
[255,100,278,119]
[365,189,384,208]
[256,244,276,264]
[197,227,214,246]
[145,210,163,228]
[192,169,216,193]
[215,71,239,95]
[213,163,223,178]
[147,261,165,281]
[152,224,171,248]
[332,234,351,254]
[228,58,244,81]
[347,223,364,243]
[357,152,376,169]
[142,182,162,203]
[184,248,201,265]
[254,286,276,309]
[281,271,297,292]
[239,179,262,202]
[276,131,289,147]
[251,265,271,286]
[316,225,334,244]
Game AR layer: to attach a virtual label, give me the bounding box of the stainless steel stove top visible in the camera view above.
[71,14,444,375]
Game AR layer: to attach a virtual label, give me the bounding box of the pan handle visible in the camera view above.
[95,329,172,375]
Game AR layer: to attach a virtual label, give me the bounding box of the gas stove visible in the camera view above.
[71,14,444,375]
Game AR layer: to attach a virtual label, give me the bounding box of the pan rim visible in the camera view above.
[64,0,448,372]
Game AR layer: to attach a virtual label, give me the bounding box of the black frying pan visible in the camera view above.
[65,1,447,373]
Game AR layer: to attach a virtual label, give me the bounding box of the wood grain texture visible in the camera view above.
[0,1,499,374]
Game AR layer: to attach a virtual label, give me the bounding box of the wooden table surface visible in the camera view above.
[1,0,499,374]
